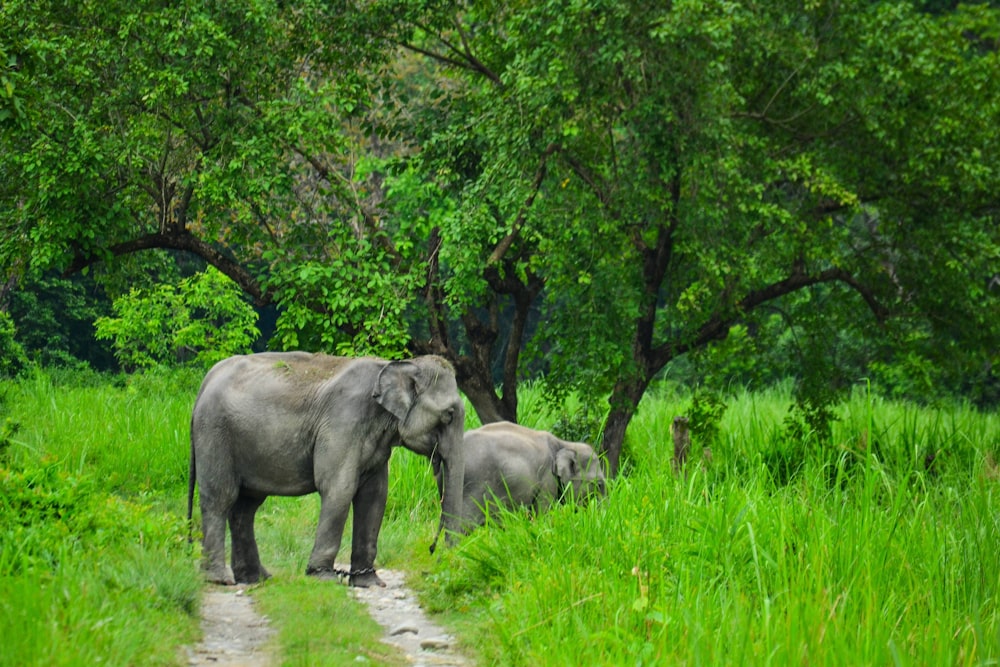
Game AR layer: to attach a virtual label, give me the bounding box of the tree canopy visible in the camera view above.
[2,0,998,474]
[382,0,999,471]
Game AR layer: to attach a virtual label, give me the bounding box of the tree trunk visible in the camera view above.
[460,373,515,424]
[600,377,651,477]
[415,231,539,427]
[600,408,632,479]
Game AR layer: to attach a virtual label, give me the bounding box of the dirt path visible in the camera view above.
[187,587,274,666]
[349,568,470,666]
[186,569,470,667]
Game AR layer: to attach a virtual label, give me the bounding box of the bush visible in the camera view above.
[0,457,189,576]
[0,311,28,377]
[95,267,259,370]
[0,456,201,665]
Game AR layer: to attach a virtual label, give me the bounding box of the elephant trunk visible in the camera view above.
[431,411,465,553]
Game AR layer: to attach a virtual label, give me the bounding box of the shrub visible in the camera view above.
[0,311,28,377]
[95,267,259,370]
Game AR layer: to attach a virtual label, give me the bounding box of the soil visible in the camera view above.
[186,568,470,667]
[186,587,274,666]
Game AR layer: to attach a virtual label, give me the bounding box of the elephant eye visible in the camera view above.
[441,408,455,426]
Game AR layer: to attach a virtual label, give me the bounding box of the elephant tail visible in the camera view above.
[186,440,196,543]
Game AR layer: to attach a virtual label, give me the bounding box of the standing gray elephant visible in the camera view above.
[188,352,465,588]
[434,421,606,545]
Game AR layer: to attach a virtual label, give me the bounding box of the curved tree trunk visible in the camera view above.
[600,376,651,477]
[460,373,516,424]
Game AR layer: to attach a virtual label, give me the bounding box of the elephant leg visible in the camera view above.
[349,465,388,588]
[200,487,238,586]
[305,483,354,579]
[229,493,270,584]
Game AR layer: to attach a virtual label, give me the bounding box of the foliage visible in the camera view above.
[7,272,116,370]
[95,267,259,369]
[264,233,424,358]
[0,455,200,665]
[0,0,392,344]
[686,387,729,449]
[2,1,999,478]
[2,367,998,665]
[3,366,200,492]
[0,458,176,575]
[382,0,1000,473]
[414,384,1000,667]
[0,417,17,462]
[0,311,27,377]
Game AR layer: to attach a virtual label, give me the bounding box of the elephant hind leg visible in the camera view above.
[200,488,237,586]
[229,493,270,584]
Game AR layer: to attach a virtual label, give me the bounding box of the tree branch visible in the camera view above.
[62,231,270,308]
[650,265,889,370]
[487,143,558,266]
[400,19,503,87]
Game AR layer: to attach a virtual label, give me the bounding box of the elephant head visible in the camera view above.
[373,356,466,545]
[553,442,607,502]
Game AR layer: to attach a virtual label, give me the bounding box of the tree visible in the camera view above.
[0,0,397,351]
[3,2,997,479]
[386,0,1000,474]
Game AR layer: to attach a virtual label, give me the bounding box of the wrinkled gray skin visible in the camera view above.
[433,421,606,546]
[188,352,465,588]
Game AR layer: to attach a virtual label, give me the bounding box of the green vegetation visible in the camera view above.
[420,386,1000,665]
[0,370,202,666]
[1,369,997,665]
[95,267,260,371]
[4,1,996,660]
[3,1,998,473]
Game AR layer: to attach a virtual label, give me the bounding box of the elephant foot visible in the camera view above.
[233,567,271,585]
[350,569,385,588]
[305,565,385,587]
[205,566,236,586]
[305,565,343,582]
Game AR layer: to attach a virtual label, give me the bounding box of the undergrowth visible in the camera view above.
[1,367,997,665]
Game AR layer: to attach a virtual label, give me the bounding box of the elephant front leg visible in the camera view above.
[229,494,270,584]
[305,489,352,580]
[349,466,388,588]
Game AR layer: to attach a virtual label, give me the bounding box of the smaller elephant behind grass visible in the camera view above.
[434,421,606,546]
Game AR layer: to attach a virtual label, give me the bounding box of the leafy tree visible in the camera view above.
[3,1,998,480]
[0,0,395,349]
[385,0,1000,473]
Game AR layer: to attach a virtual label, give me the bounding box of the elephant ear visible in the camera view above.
[373,360,423,420]
[554,446,578,483]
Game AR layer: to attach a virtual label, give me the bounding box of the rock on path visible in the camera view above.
[349,568,471,667]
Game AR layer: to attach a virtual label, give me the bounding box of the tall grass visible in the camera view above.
[2,367,201,493]
[2,368,997,665]
[0,368,202,667]
[412,384,1000,666]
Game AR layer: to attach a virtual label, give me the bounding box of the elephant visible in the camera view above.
[433,421,606,546]
[187,352,465,588]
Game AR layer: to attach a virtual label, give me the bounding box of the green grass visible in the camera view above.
[1,368,998,665]
[410,386,1000,666]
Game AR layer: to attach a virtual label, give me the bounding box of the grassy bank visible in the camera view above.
[1,368,997,665]
[0,369,203,666]
[415,385,1000,666]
